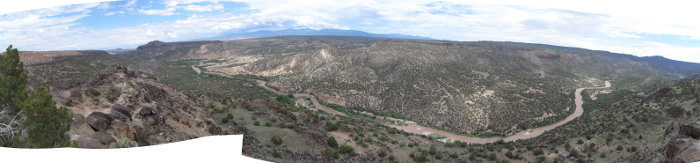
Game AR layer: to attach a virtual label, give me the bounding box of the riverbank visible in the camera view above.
[254,79,611,144]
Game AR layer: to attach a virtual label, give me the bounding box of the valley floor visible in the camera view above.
[255,77,611,144]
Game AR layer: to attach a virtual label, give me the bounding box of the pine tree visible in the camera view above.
[0,45,27,113]
[22,86,72,148]
[0,45,72,148]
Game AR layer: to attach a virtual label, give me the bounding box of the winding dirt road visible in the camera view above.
[256,80,345,116]
[256,79,611,144]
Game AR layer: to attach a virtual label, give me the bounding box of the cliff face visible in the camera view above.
[52,66,221,148]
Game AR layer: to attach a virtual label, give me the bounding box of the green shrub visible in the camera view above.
[378,149,387,158]
[108,138,136,148]
[327,136,338,148]
[276,95,293,105]
[326,122,338,131]
[533,148,544,155]
[449,153,458,159]
[271,135,282,145]
[429,146,437,155]
[221,117,229,124]
[338,145,355,155]
[413,153,428,162]
[325,148,339,159]
[273,149,281,158]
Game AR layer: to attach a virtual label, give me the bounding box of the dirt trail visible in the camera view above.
[256,80,345,116]
[255,79,611,144]
[191,65,201,74]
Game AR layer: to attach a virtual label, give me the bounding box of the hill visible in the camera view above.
[206,28,435,40]
[125,36,700,136]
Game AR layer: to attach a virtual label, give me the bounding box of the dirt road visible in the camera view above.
[256,79,611,144]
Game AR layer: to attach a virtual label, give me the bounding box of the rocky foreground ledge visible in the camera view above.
[52,66,222,148]
[665,122,700,162]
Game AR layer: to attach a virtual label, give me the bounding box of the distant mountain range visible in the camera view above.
[204,28,435,40]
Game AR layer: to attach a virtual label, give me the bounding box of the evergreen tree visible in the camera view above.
[0,45,27,113]
[22,86,72,148]
[0,45,72,148]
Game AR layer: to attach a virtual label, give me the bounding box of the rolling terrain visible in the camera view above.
[125,36,698,136]
[7,36,700,162]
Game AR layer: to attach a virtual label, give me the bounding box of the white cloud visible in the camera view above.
[1,0,115,15]
[2,0,700,63]
[182,3,224,12]
[138,7,177,16]
[122,0,137,7]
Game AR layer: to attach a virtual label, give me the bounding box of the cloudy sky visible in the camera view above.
[1,0,700,62]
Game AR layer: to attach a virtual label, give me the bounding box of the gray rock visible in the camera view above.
[93,131,116,145]
[112,104,131,115]
[71,114,85,129]
[680,122,700,139]
[69,88,82,99]
[110,110,131,122]
[110,121,136,141]
[139,106,155,117]
[85,88,100,97]
[87,112,113,131]
[52,96,72,106]
[77,137,106,149]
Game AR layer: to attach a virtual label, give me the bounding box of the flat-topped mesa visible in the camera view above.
[136,40,166,50]
[133,40,221,58]
[19,50,108,65]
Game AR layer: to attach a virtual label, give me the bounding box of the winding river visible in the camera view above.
[255,79,611,144]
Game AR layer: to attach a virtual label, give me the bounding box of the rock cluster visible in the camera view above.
[54,66,220,148]
[665,122,700,162]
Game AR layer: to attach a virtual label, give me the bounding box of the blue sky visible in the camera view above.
[1,0,700,63]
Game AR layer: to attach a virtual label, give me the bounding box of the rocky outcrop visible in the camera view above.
[86,112,113,131]
[679,122,700,139]
[52,66,220,148]
[664,122,700,163]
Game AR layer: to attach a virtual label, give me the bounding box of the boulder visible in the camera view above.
[87,112,113,131]
[112,104,131,115]
[69,88,82,99]
[666,136,700,163]
[84,88,101,97]
[665,122,700,162]
[70,114,96,139]
[52,96,72,106]
[110,121,136,141]
[680,122,700,139]
[110,111,131,122]
[133,125,147,145]
[139,106,156,117]
[71,114,85,129]
[77,137,106,149]
[93,131,116,145]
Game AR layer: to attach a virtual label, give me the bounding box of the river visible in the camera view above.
[255,79,611,144]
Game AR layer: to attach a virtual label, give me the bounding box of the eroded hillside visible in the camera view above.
[128,36,693,136]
